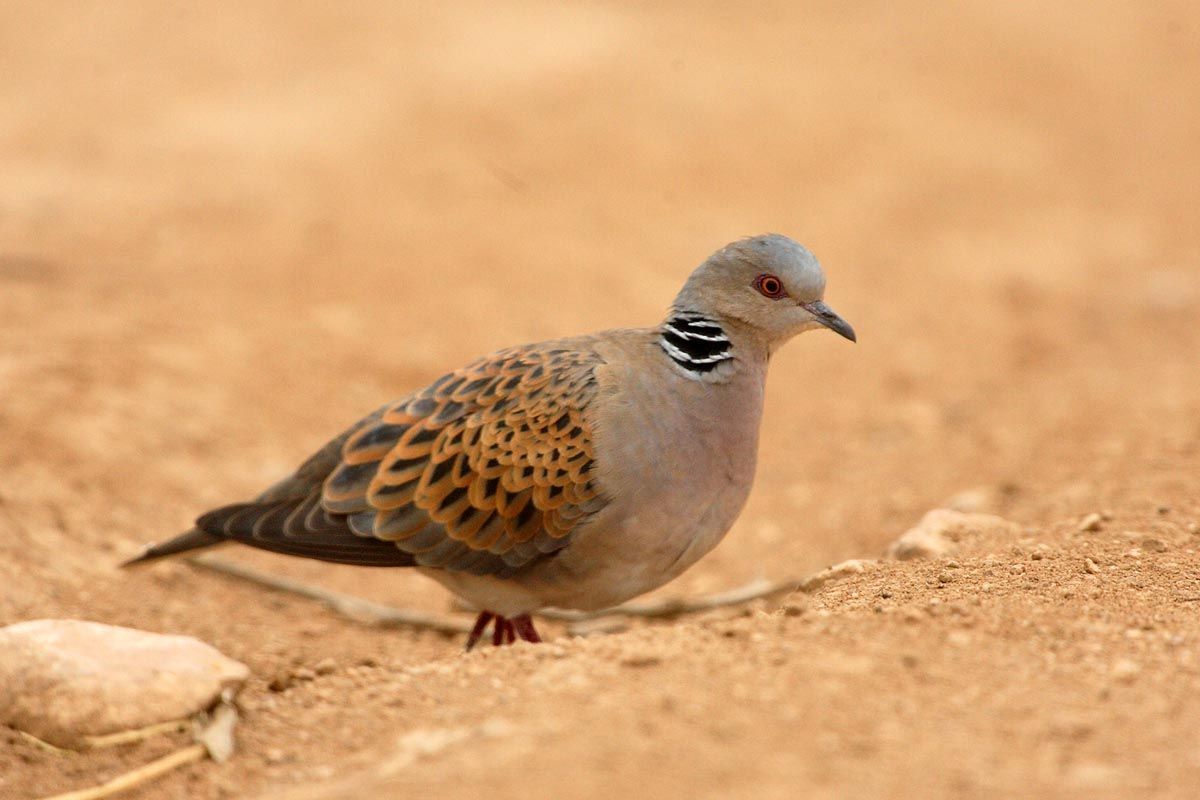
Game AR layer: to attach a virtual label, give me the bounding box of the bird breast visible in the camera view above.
[534,336,767,609]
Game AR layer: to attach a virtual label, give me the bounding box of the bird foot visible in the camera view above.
[465,611,542,651]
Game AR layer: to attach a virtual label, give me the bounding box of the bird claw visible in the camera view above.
[465,611,541,651]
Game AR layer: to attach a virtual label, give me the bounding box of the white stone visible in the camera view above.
[800,559,876,592]
[0,619,249,748]
[885,509,1018,560]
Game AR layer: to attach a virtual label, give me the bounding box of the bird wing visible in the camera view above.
[194,341,609,576]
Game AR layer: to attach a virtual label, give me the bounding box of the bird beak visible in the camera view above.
[802,301,856,342]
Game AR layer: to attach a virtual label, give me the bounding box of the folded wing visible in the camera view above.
[194,342,609,577]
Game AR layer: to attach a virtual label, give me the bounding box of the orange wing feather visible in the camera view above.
[320,341,609,575]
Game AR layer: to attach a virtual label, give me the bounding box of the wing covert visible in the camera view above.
[321,342,608,576]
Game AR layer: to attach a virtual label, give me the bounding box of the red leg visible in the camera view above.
[492,616,508,647]
[512,614,542,644]
[466,611,494,652]
[504,619,516,644]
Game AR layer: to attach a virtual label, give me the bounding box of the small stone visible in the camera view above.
[799,559,876,592]
[942,487,994,513]
[1084,558,1100,575]
[268,673,293,692]
[1187,521,1199,535]
[1078,513,1104,533]
[0,619,248,748]
[886,510,1018,560]
[1156,504,1171,515]
[937,571,954,584]
[265,748,290,764]
[1140,537,1168,553]
[292,667,316,682]
[313,658,338,676]
[196,700,238,763]
[780,602,807,617]
[946,631,972,647]
[1111,659,1141,684]
[621,654,662,668]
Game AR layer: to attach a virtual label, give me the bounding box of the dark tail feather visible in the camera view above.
[121,528,226,567]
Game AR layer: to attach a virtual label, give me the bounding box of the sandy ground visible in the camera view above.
[2,2,1199,798]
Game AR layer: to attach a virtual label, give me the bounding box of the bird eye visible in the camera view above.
[753,274,786,299]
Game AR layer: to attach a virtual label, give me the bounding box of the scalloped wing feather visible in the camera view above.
[191,342,608,576]
[319,342,609,574]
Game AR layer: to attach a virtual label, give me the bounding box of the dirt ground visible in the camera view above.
[2,2,1199,798]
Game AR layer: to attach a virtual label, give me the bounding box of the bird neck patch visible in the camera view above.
[659,313,734,377]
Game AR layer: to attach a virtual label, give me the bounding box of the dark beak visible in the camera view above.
[802,301,856,342]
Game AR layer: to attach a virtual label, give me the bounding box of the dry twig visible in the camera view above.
[36,744,207,800]
[82,719,190,749]
[188,556,474,633]
[31,697,240,800]
[189,556,803,632]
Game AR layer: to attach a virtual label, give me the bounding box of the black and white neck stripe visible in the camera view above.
[659,313,734,376]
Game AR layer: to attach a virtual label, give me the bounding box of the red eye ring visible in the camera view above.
[753,274,787,299]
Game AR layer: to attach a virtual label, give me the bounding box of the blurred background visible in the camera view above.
[2,2,1198,798]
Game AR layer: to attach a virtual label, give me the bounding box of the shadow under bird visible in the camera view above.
[125,234,856,649]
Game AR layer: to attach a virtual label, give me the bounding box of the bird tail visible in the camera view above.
[121,528,226,567]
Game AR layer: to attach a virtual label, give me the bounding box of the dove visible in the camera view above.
[125,234,855,649]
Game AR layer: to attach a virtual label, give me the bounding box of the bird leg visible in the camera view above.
[492,618,516,647]
[465,612,539,651]
[512,614,542,643]
[465,611,495,651]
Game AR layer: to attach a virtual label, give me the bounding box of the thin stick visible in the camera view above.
[17,730,71,754]
[36,743,206,800]
[188,556,473,634]
[189,556,803,631]
[541,576,802,621]
[82,719,190,749]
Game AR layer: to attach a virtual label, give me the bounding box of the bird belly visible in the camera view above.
[534,468,754,611]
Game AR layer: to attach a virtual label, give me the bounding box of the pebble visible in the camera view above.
[269,666,317,692]
[313,658,338,676]
[800,559,876,592]
[621,654,663,668]
[0,619,248,748]
[886,509,1019,560]
[1084,558,1100,575]
[1111,659,1141,684]
[265,747,291,765]
[942,487,994,513]
[1078,513,1104,532]
[780,602,807,617]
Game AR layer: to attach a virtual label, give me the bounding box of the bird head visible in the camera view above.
[673,234,855,349]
